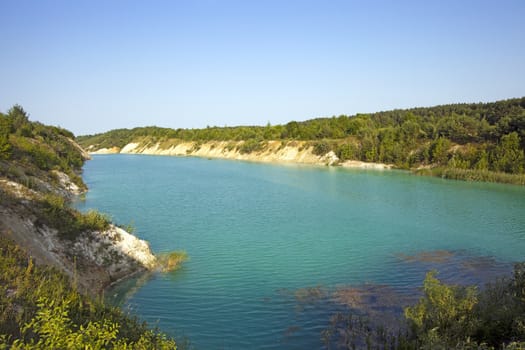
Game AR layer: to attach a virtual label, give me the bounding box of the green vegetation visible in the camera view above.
[38,193,111,239]
[238,138,266,154]
[77,97,525,184]
[403,266,525,349]
[157,251,188,272]
[404,271,479,348]
[0,237,177,349]
[0,105,113,240]
[415,167,525,186]
[1,106,181,347]
[0,105,87,192]
[326,265,525,349]
[4,103,525,347]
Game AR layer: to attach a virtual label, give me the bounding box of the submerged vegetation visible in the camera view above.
[325,265,525,349]
[77,97,525,184]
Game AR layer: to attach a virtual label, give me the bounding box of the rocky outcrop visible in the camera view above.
[0,178,157,295]
[88,140,393,169]
[90,146,121,155]
[52,170,83,196]
[67,137,92,161]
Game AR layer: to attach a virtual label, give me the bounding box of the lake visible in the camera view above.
[77,154,525,349]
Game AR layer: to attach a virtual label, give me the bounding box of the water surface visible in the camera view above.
[78,155,525,349]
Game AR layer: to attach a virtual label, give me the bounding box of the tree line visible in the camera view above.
[77,97,525,178]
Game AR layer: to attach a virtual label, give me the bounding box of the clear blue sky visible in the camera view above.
[1,0,524,136]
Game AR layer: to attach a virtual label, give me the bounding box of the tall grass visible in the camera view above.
[157,251,188,272]
[415,167,525,186]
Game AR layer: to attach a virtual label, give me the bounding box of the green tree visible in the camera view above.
[474,149,489,170]
[430,137,451,165]
[336,142,358,161]
[377,127,397,163]
[8,105,30,133]
[492,132,524,173]
[0,116,12,159]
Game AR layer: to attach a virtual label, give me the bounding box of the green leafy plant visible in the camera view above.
[0,237,177,349]
[405,271,478,347]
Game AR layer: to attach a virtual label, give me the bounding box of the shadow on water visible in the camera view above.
[105,271,155,306]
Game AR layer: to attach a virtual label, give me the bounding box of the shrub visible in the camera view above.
[38,195,110,239]
[402,265,525,349]
[336,142,357,161]
[312,141,331,156]
[77,210,111,232]
[405,271,478,347]
[238,139,265,154]
[0,237,177,349]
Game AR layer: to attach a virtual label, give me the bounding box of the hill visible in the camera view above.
[0,106,177,348]
[77,97,525,184]
[2,104,524,348]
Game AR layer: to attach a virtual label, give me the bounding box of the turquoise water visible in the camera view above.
[78,155,525,349]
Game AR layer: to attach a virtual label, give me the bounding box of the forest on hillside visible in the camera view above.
[77,98,525,182]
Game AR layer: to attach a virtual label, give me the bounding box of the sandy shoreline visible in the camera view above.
[88,140,393,170]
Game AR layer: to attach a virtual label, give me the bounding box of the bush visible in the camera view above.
[405,271,478,347]
[77,210,111,232]
[336,142,357,161]
[37,195,110,239]
[402,265,525,349]
[312,141,331,155]
[0,237,177,349]
[238,139,265,154]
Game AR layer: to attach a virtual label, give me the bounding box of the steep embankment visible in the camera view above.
[78,97,525,183]
[0,177,157,293]
[88,139,392,170]
[0,106,158,294]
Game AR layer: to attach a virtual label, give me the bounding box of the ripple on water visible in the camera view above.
[80,155,525,349]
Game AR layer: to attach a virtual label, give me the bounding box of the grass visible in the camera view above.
[157,251,188,272]
[37,194,111,240]
[415,167,525,186]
